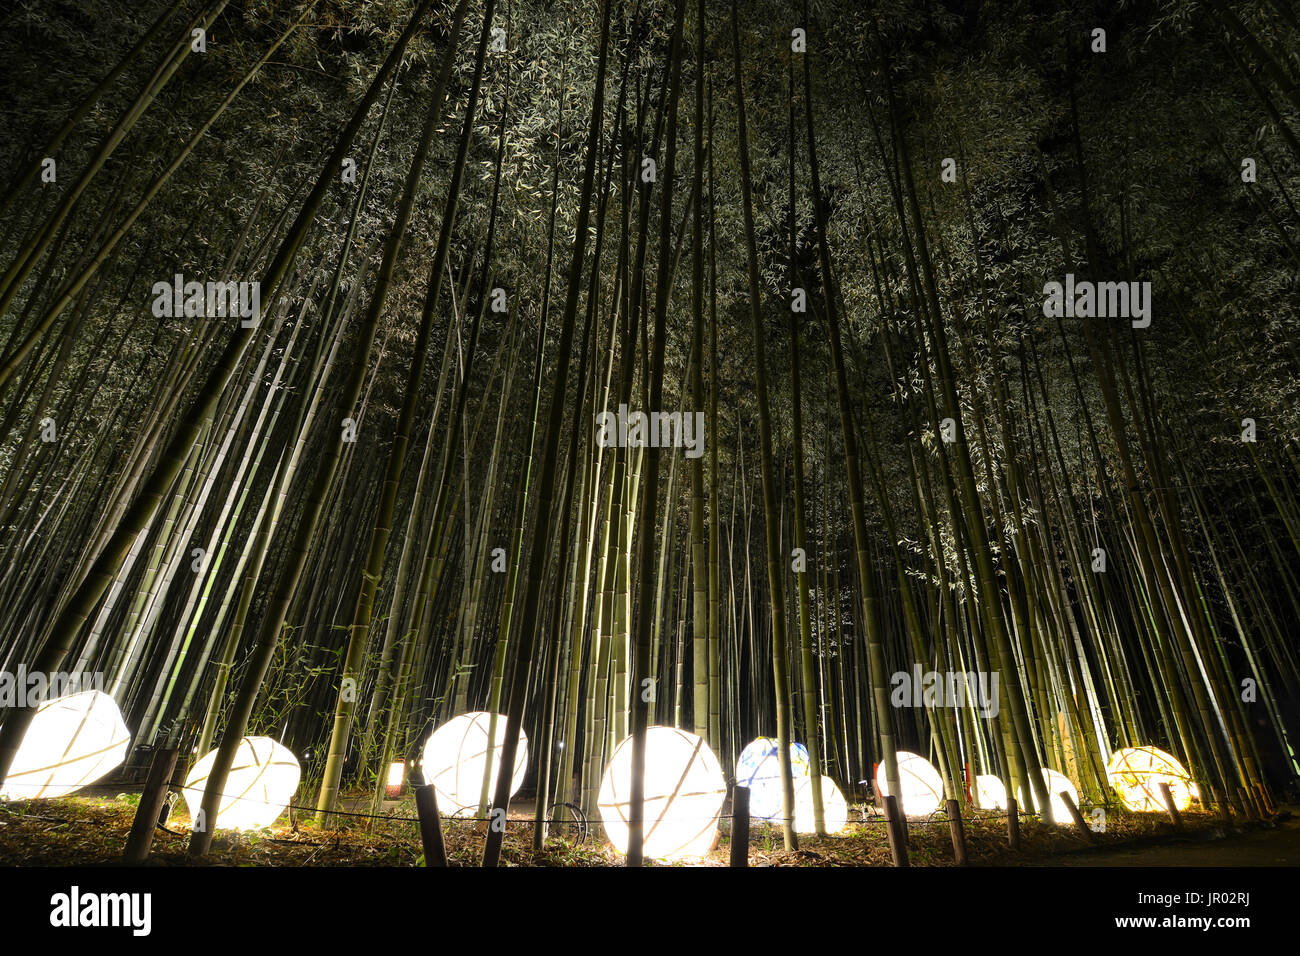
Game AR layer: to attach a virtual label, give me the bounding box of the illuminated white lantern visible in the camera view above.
[1018,767,1079,821]
[182,736,300,831]
[421,711,528,816]
[793,775,849,833]
[0,690,129,800]
[974,774,1008,810]
[875,750,944,817]
[1107,746,1193,813]
[598,726,727,860]
[735,737,811,820]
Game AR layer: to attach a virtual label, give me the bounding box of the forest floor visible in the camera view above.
[0,790,1293,866]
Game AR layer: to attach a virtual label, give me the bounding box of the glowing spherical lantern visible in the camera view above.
[1018,767,1078,821]
[1107,746,1194,813]
[182,736,300,831]
[735,737,811,820]
[974,773,1008,811]
[598,726,727,860]
[0,690,129,800]
[875,751,944,817]
[420,711,528,816]
[793,775,850,833]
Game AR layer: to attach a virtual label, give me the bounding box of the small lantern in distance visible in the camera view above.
[1017,767,1079,821]
[386,759,405,799]
[974,773,1008,811]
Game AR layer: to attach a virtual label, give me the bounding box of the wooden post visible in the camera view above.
[945,798,968,865]
[729,785,750,868]
[122,746,179,863]
[877,789,912,846]
[883,794,909,867]
[413,779,447,867]
[1157,782,1183,829]
[1058,790,1096,842]
[1006,797,1021,850]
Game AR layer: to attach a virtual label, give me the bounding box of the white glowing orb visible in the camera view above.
[421,712,528,816]
[1018,767,1078,821]
[598,727,727,860]
[1107,746,1194,813]
[182,736,300,831]
[875,751,944,817]
[974,773,1008,810]
[734,737,811,820]
[0,690,129,800]
[793,775,849,833]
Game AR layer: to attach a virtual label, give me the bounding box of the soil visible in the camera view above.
[0,792,1292,867]
[1039,816,1300,866]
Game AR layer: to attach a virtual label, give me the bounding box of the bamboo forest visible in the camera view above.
[1,0,1298,917]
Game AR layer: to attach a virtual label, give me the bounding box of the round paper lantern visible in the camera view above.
[421,711,528,816]
[1018,767,1078,821]
[1107,746,1194,813]
[182,736,300,831]
[974,773,1008,811]
[598,726,727,860]
[735,737,811,820]
[0,690,129,800]
[793,775,849,833]
[875,750,944,817]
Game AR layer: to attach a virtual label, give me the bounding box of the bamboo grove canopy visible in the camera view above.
[0,0,1297,864]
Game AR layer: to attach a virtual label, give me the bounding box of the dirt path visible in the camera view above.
[1033,816,1300,866]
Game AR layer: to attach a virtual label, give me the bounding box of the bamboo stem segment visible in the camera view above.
[1254,783,1273,816]
[945,798,968,864]
[1212,785,1232,825]
[1059,790,1096,842]
[883,794,910,867]
[122,746,179,864]
[1237,787,1258,821]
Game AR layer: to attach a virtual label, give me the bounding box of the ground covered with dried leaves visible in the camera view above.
[0,789,1274,867]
